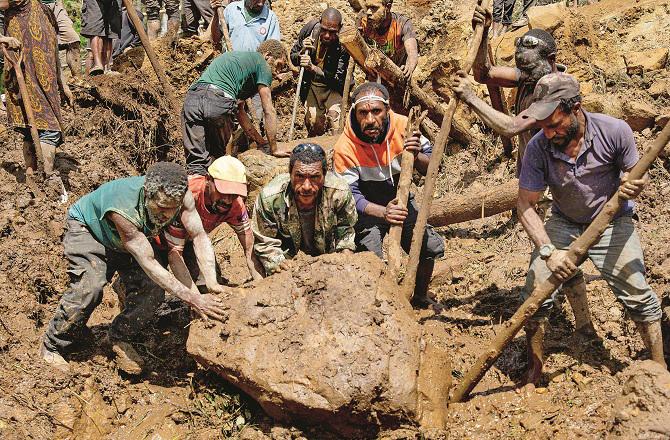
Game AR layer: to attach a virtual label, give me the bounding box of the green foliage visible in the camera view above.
[62,0,87,46]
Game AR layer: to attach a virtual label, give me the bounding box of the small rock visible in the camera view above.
[527,2,567,32]
[623,101,657,132]
[656,114,669,129]
[649,79,670,98]
[624,48,669,76]
[609,306,621,319]
[16,194,31,209]
[48,220,64,238]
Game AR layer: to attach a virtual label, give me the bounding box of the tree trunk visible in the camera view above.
[428,179,518,227]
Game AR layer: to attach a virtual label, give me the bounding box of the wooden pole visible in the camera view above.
[288,65,306,141]
[401,0,493,298]
[121,0,177,109]
[339,28,472,145]
[388,107,427,279]
[486,45,514,158]
[339,59,355,133]
[450,120,670,403]
[217,7,233,52]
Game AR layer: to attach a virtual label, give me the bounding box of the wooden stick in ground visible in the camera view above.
[339,59,355,133]
[288,65,306,141]
[387,107,427,278]
[400,0,493,298]
[121,0,176,108]
[450,120,670,402]
[486,44,514,158]
[217,7,233,52]
[2,47,43,171]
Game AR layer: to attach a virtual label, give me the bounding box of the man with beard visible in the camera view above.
[156,156,263,285]
[182,39,289,172]
[290,7,350,136]
[357,0,418,80]
[40,163,228,374]
[211,0,280,51]
[332,82,444,306]
[251,143,357,276]
[450,5,564,175]
[517,73,666,385]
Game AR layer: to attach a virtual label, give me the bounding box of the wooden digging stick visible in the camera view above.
[486,44,514,158]
[121,0,176,109]
[451,120,670,403]
[217,7,233,51]
[288,47,310,141]
[339,59,355,133]
[400,0,493,298]
[387,106,428,280]
[2,46,43,171]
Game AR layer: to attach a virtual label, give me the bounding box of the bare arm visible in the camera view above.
[451,70,535,137]
[179,191,225,292]
[237,228,263,280]
[258,85,284,157]
[517,188,550,248]
[167,248,200,294]
[236,102,264,146]
[401,37,419,79]
[109,212,227,320]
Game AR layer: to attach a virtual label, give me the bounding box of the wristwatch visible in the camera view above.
[539,244,556,260]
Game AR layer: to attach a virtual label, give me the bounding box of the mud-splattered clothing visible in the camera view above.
[44,218,168,352]
[357,12,416,67]
[251,172,357,275]
[156,175,250,252]
[3,0,63,133]
[68,176,174,252]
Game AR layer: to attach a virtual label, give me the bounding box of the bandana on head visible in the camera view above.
[352,93,390,108]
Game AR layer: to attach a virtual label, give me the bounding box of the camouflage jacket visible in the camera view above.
[251,172,358,275]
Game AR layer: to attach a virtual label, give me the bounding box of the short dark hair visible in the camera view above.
[321,7,342,24]
[289,143,327,173]
[522,29,557,59]
[557,95,582,114]
[351,82,390,104]
[144,162,188,199]
[258,39,287,61]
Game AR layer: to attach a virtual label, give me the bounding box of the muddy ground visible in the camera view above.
[1,0,669,438]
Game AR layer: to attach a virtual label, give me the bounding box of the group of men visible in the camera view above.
[17,0,664,386]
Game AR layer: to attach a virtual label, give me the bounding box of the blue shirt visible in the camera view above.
[519,111,638,224]
[223,1,281,52]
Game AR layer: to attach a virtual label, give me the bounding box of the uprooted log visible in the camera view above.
[428,179,518,227]
[450,118,670,403]
[339,27,474,146]
[186,252,451,436]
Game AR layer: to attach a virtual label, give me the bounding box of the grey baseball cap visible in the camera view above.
[518,72,581,121]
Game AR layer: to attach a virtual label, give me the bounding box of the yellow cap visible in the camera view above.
[207,156,248,197]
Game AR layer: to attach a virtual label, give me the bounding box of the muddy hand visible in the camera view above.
[619,172,647,200]
[545,249,577,282]
[451,70,476,103]
[401,59,417,80]
[0,37,21,50]
[384,198,408,226]
[403,130,422,157]
[472,4,492,30]
[191,293,227,321]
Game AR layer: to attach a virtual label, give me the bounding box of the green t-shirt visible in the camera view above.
[68,176,168,252]
[196,51,273,100]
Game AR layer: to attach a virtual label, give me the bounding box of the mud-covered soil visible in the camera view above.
[1,0,670,438]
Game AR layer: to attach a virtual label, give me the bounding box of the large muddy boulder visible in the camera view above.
[186,252,449,437]
[610,360,670,439]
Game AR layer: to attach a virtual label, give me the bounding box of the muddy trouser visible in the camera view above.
[182,83,238,175]
[522,213,662,323]
[492,0,535,25]
[182,0,214,34]
[142,0,180,22]
[355,196,445,261]
[305,82,341,136]
[44,218,168,352]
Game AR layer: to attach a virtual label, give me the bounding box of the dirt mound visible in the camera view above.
[610,360,670,438]
[187,252,450,437]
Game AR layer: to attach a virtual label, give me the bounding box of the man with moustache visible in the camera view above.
[516,73,666,385]
[333,82,444,307]
[212,0,281,51]
[251,143,357,276]
[290,7,350,136]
